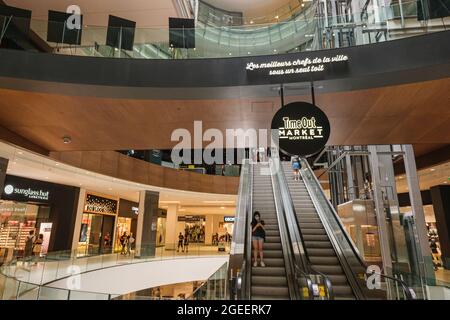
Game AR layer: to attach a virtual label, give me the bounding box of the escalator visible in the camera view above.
[229,156,415,301]
[281,161,354,300]
[250,162,289,299]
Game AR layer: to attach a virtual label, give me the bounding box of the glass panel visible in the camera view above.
[37,286,69,300]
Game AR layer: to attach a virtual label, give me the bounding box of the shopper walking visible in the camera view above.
[120,232,127,255]
[184,233,189,253]
[32,234,43,265]
[24,230,35,265]
[177,232,184,252]
[251,211,266,267]
[127,232,135,255]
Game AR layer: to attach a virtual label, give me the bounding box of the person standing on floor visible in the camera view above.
[177,232,184,252]
[120,232,127,255]
[127,232,135,255]
[251,211,266,267]
[24,230,35,265]
[184,232,190,253]
[32,234,44,265]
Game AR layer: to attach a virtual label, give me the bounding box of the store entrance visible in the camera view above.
[79,213,115,256]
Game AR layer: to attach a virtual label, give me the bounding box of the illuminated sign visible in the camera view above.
[84,194,118,215]
[3,184,50,201]
[224,216,235,223]
[246,54,348,77]
[271,102,331,157]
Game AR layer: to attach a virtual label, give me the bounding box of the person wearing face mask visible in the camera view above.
[251,211,266,267]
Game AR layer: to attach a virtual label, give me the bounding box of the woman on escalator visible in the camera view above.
[251,211,266,267]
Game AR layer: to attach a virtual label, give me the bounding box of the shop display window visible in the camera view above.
[0,201,39,253]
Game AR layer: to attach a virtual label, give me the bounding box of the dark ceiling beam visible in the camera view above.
[394,144,450,175]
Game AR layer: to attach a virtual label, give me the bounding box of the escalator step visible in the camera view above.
[263,243,282,250]
[304,241,333,248]
[252,267,286,276]
[251,286,289,297]
[265,236,281,243]
[311,265,345,275]
[260,250,283,258]
[251,276,288,287]
[301,228,327,235]
[307,248,336,256]
[298,223,324,229]
[309,256,340,265]
[332,285,354,296]
[265,230,280,236]
[302,234,330,241]
[326,275,349,285]
[256,258,285,267]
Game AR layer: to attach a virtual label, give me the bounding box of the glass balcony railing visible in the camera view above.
[0,243,229,300]
[0,1,448,60]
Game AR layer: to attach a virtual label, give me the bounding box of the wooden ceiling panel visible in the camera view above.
[0,78,449,152]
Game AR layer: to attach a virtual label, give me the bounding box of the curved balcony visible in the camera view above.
[1,1,448,60]
[50,150,239,195]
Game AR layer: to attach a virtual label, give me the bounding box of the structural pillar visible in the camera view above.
[0,157,8,192]
[165,203,179,250]
[71,188,86,257]
[403,144,435,283]
[136,190,160,257]
[430,185,450,270]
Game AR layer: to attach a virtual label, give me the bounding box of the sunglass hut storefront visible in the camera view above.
[0,175,80,263]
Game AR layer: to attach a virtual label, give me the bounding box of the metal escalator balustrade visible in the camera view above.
[280,160,355,300]
[296,157,416,300]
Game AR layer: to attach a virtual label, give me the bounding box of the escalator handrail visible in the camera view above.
[244,160,254,299]
[269,158,303,300]
[228,159,252,299]
[300,158,416,300]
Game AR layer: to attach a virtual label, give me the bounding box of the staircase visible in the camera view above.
[251,162,290,300]
[281,162,355,300]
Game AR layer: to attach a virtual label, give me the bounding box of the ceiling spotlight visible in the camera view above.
[63,136,72,144]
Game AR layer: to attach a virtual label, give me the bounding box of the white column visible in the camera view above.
[165,203,179,250]
[205,214,214,245]
[71,188,86,257]
[135,190,145,255]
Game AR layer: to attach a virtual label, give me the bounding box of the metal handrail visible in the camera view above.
[300,158,417,300]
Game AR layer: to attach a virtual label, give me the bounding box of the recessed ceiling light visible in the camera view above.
[55,163,59,166]
[17,151,23,155]
[430,168,435,171]
[221,206,225,209]
[63,136,72,144]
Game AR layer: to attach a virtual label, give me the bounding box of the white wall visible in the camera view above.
[48,256,228,295]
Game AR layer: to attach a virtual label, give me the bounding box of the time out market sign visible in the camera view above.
[271,102,331,157]
[3,184,50,201]
[246,54,349,77]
